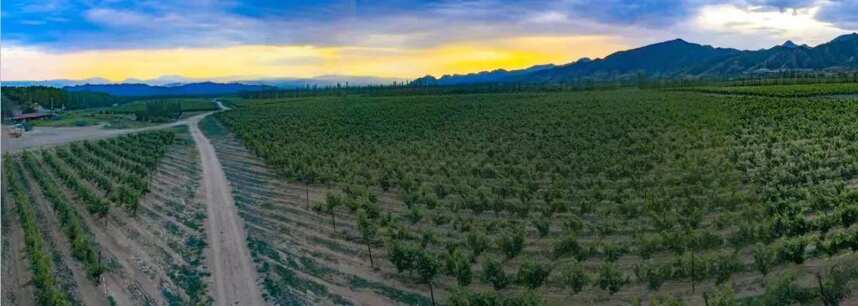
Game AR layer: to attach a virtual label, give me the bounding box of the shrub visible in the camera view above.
[597,263,627,295]
[556,261,590,294]
[516,260,552,289]
[481,257,510,290]
[497,226,526,259]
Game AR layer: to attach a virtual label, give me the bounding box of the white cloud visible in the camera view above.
[693,3,847,47]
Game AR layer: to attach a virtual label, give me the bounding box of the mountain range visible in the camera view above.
[5,33,857,93]
[4,75,405,89]
[64,82,275,97]
[414,33,858,85]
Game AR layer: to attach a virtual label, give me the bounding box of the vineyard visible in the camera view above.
[2,128,212,305]
[210,89,858,305]
[108,98,219,114]
[683,82,858,97]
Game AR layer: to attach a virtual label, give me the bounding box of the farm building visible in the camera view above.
[12,112,55,122]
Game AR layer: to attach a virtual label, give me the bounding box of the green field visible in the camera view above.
[108,98,218,113]
[211,89,858,305]
[685,82,858,97]
[31,110,154,129]
[30,98,217,128]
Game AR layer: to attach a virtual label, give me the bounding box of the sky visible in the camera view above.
[1,0,856,82]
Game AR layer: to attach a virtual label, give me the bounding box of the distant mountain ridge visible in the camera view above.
[237,75,406,88]
[64,82,275,97]
[414,33,858,85]
[6,75,404,90]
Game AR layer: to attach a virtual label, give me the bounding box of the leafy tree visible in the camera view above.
[703,285,738,306]
[497,225,526,259]
[597,263,627,295]
[357,208,378,268]
[600,242,625,262]
[553,234,585,260]
[777,236,808,264]
[447,287,545,306]
[557,261,590,295]
[516,260,552,289]
[324,192,343,233]
[405,206,424,224]
[634,262,668,291]
[446,287,498,306]
[711,251,741,285]
[563,216,584,234]
[532,217,550,238]
[481,257,509,290]
[752,243,776,283]
[416,251,441,306]
[446,250,472,286]
[502,290,546,306]
[466,229,489,260]
[757,273,814,306]
[387,240,418,274]
[816,266,851,306]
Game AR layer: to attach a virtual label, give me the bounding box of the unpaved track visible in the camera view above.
[3,100,265,304]
[2,112,208,153]
[189,109,265,306]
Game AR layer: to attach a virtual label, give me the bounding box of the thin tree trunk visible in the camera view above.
[331,213,337,233]
[690,250,696,293]
[305,183,310,210]
[816,273,828,306]
[367,243,374,268]
[428,282,436,306]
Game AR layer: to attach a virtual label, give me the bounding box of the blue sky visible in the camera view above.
[2,0,856,81]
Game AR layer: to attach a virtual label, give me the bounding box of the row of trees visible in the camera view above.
[3,155,72,305]
[40,131,175,217]
[218,89,858,304]
[20,152,107,279]
[1,86,125,117]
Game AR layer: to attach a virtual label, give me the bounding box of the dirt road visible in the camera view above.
[1,112,208,153]
[189,112,265,306]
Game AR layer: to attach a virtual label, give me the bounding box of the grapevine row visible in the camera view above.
[3,155,71,306]
[20,152,107,279]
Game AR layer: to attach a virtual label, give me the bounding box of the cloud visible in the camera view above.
[0,0,646,51]
[0,36,627,81]
[557,0,701,27]
[84,8,151,27]
[746,0,819,9]
[2,0,855,81]
[817,0,858,30]
[692,3,846,48]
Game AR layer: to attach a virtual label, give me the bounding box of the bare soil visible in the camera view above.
[206,126,432,305]
[1,191,36,306]
[21,167,108,306]
[1,112,211,153]
[189,114,265,306]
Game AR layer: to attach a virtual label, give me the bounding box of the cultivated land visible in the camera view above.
[189,114,265,305]
[1,109,214,153]
[212,88,858,305]
[1,100,264,306]
[3,87,858,305]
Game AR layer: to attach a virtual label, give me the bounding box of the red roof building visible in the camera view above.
[13,112,54,121]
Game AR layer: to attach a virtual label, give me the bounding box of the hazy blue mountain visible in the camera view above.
[412,64,556,85]
[64,82,275,96]
[526,39,743,83]
[238,75,405,88]
[8,75,404,90]
[697,33,858,75]
[3,78,112,87]
[414,33,858,85]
